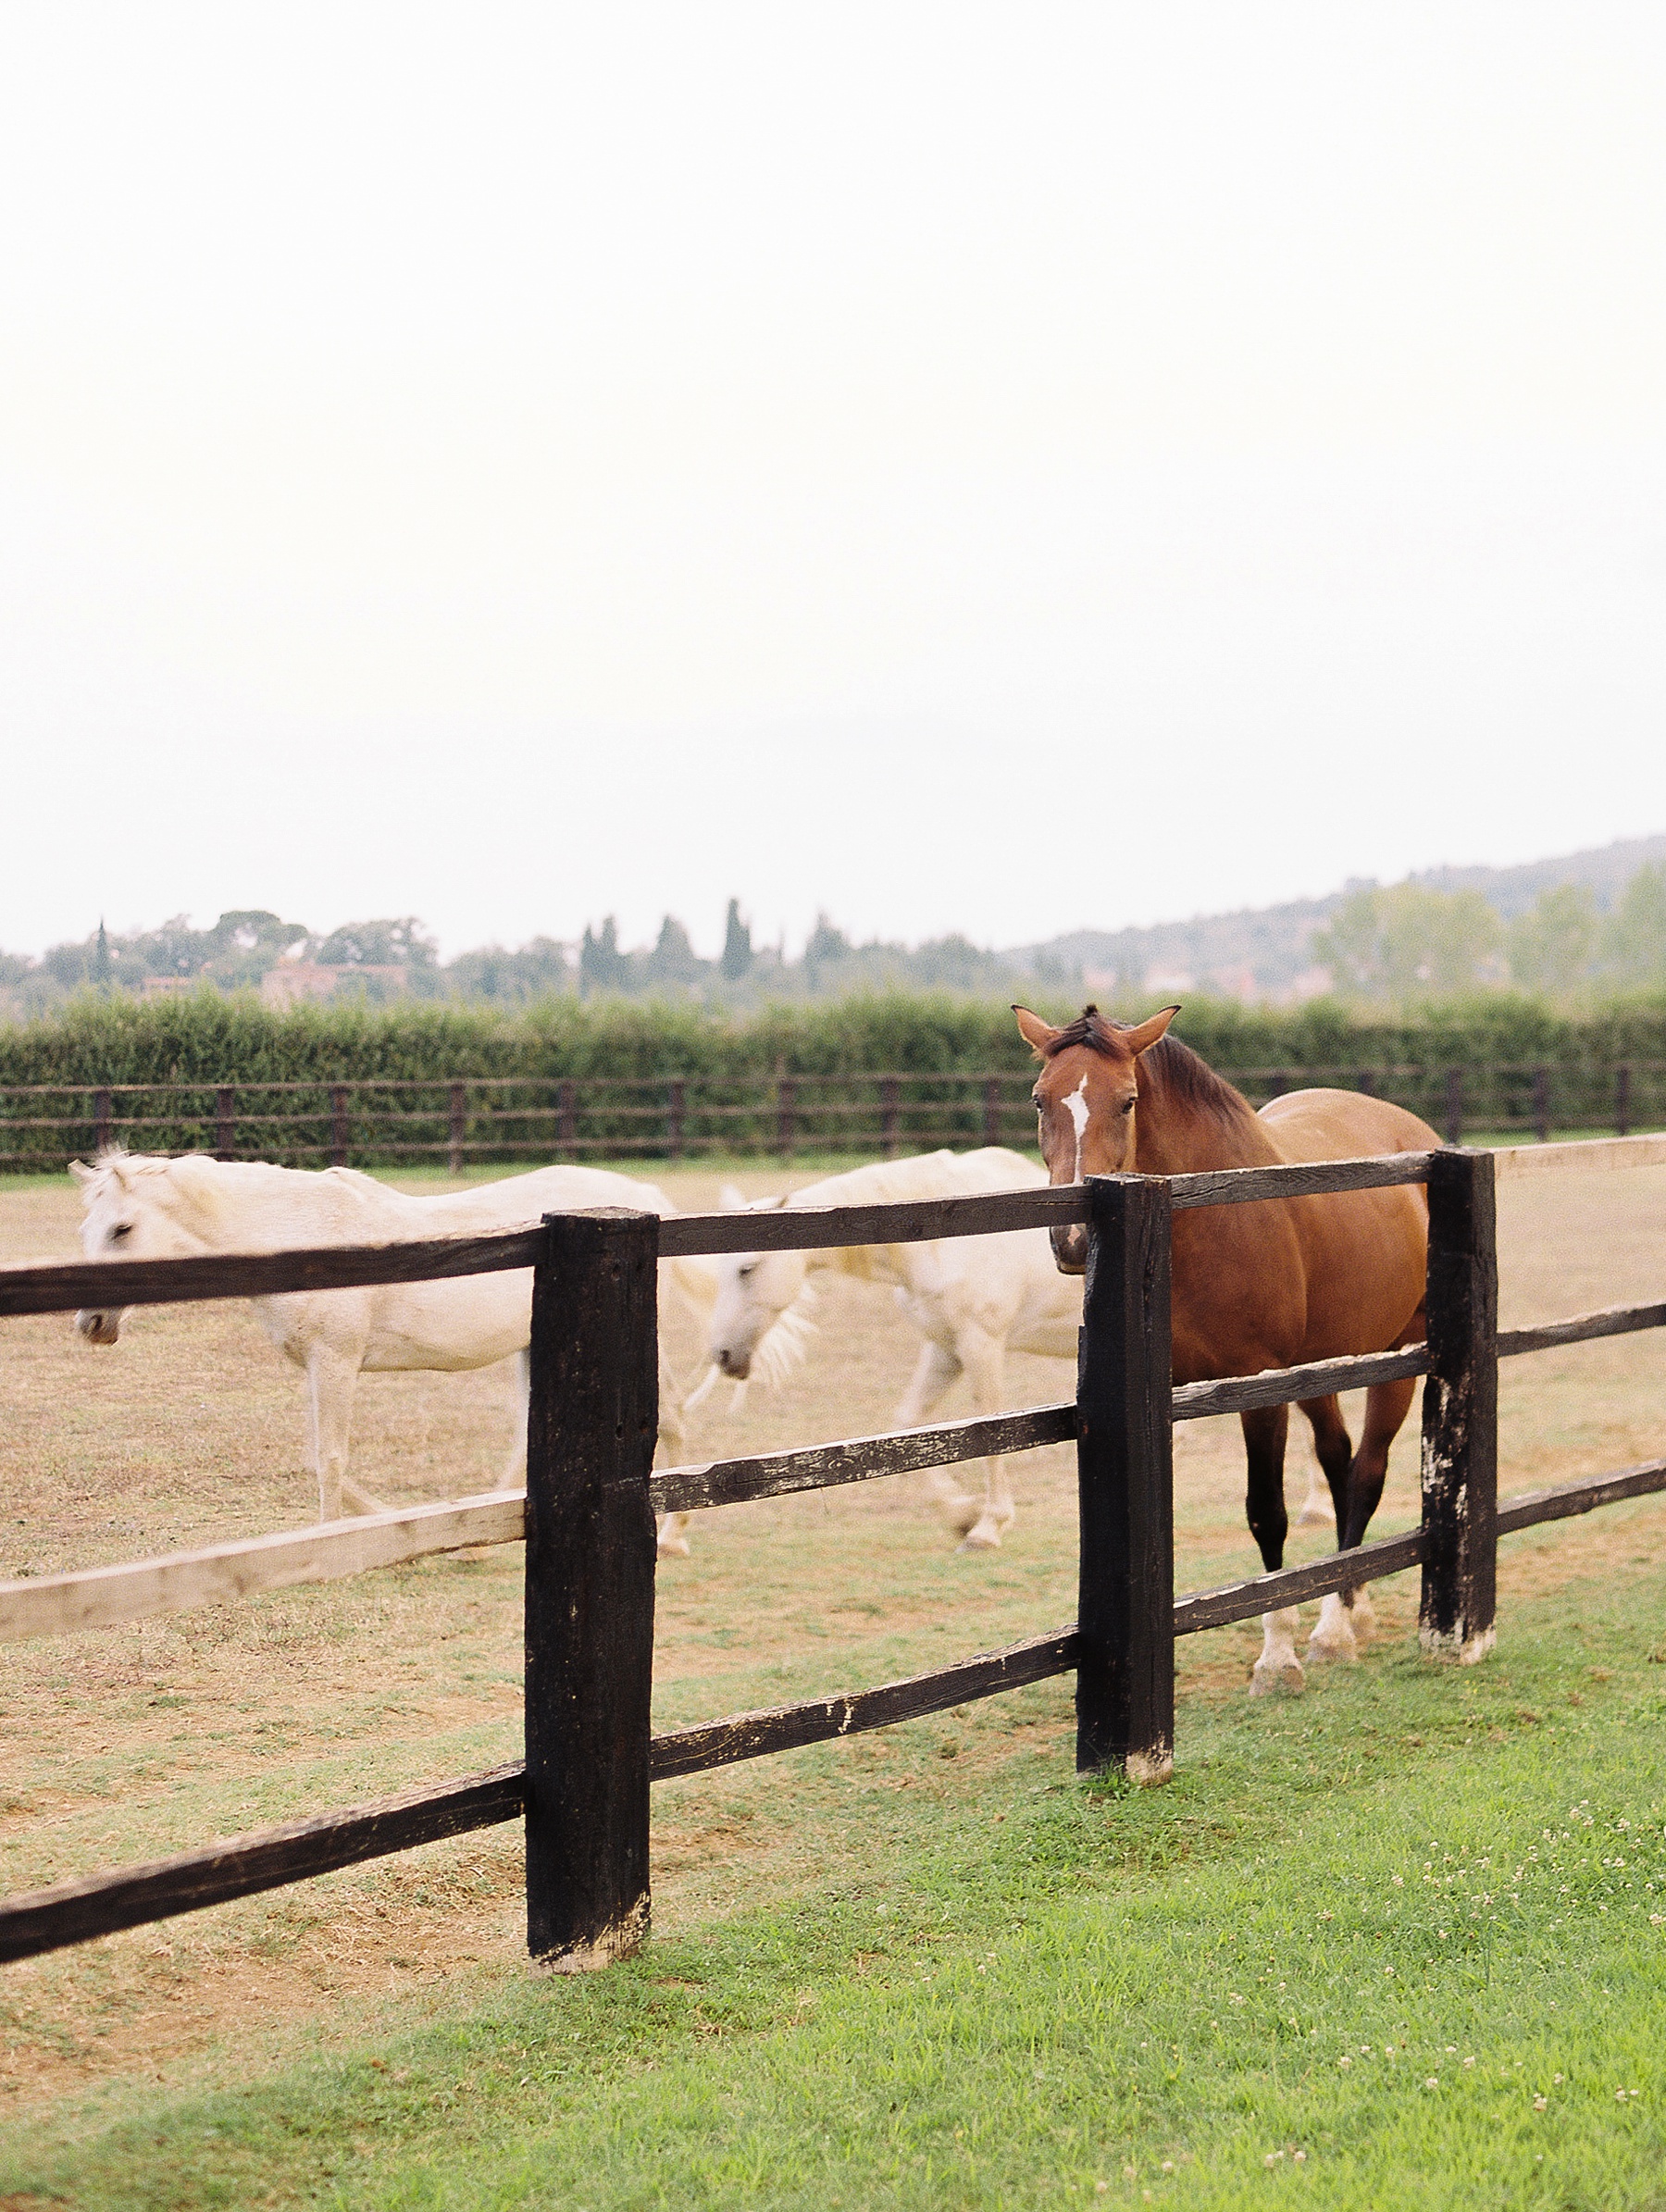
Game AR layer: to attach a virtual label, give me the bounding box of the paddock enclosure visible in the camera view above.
[0,1137,1663,1998]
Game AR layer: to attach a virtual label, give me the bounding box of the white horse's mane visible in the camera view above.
[746,1274,819,1396]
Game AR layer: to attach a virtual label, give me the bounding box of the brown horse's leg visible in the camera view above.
[1242,1403,1290,1569]
[1301,1394,1368,1662]
[1243,1405,1303,1696]
[1320,1373,1419,1653]
[1343,1375,1417,1549]
[1300,1394,1354,1521]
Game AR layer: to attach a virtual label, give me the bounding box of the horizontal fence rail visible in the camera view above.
[5,1136,1663,1319]
[0,1492,527,1644]
[652,1404,1076,1517]
[5,1063,1665,1174]
[648,1625,1083,1782]
[0,1763,528,1965]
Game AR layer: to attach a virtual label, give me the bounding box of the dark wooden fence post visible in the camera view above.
[1419,1148,1498,1664]
[215,1087,236,1162]
[525,1208,658,1971]
[777,1078,796,1161]
[1444,1067,1463,1146]
[1357,1068,1376,1099]
[93,1087,112,1155]
[557,1080,578,1161]
[982,1076,1001,1148]
[329,1086,349,1169]
[1266,1070,1288,1101]
[448,1082,466,1176]
[1616,1064,1632,1138]
[1075,1173,1175,1784]
[1533,1066,1550,1145]
[880,1077,901,1159]
[666,1079,685,1162]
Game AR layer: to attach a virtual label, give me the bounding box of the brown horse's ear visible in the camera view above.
[1013,1005,1060,1058]
[1123,1004,1180,1057]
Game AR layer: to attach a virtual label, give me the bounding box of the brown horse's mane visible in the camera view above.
[1042,1006,1255,1134]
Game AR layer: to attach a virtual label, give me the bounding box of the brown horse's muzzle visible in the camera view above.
[1050,1222,1088,1275]
[75,1310,121,1346]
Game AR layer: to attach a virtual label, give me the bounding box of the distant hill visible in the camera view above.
[1009,834,1666,1003]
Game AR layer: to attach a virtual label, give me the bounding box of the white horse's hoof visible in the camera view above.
[1349,1587,1376,1643]
[957,1519,1004,1552]
[656,1533,691,1560]
[937,1495,982,1537]
[1250,1655,1305,1696]
[1295,1498,1336,1529]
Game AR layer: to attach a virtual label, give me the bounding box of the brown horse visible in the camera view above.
[1014,1002,1438,1693]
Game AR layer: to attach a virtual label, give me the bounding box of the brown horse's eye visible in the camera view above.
[1122,1098,1137,1115]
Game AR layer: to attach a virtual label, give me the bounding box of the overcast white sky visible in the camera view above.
[2,3,1663,959]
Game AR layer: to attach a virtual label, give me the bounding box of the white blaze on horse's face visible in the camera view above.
[1013,1001,1179,1274]
[1063,1075,1091,1182]
[708,1248,810,1380]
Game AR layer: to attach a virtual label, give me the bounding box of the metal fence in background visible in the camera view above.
[1,1061,1662,1174]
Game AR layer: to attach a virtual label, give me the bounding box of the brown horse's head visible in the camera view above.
[1013,1001,1179,1273]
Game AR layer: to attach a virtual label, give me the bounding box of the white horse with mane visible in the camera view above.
[72,1152,718,1535]
[702,1149,1081,1552]
[698,1146,1340,1555]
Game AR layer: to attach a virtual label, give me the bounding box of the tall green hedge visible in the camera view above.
[4,988,1663,1170]
[5,986,1665,1087]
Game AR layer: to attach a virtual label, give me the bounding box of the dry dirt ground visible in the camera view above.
[0,1157,1662,2129]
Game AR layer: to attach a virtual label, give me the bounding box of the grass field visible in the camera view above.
[0,1155,1663,2205]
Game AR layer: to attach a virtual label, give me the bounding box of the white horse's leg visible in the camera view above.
[305,1343,363,1522]
[1294,1470,1336,1528]
[894,1340,980,1536]
[954,1330,1015,1553]
[500,1351,530,1490]
[655,1339,693,1560]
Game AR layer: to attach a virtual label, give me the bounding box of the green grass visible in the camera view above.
[7,1563,1666,2208]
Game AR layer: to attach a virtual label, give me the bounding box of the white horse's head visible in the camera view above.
[706,1198,818,1386]
[70,1152,214,1346]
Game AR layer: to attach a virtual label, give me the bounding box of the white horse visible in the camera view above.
[699,1147,1340,1555]
[702,1149,1083,1551]
[72,1152,717,1538]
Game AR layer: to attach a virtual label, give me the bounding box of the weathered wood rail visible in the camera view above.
[1,1131,1663,1966]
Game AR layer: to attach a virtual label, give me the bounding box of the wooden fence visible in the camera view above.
[0,1134,1664,1966]
[3,1061,1663,1174]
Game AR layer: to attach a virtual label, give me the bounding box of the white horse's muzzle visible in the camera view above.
[75,1309,122,1346]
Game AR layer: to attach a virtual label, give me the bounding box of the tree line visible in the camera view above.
[3,866,1662,1021]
